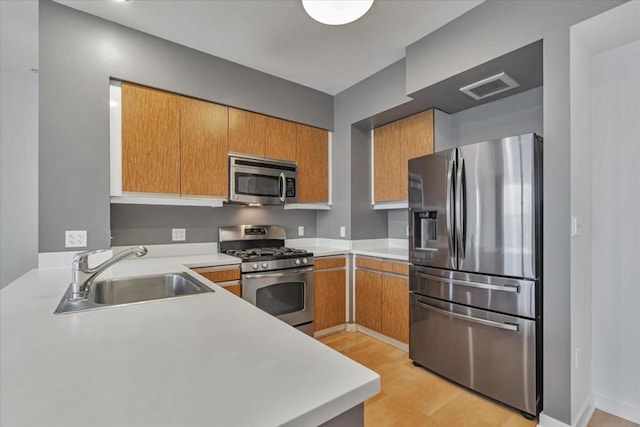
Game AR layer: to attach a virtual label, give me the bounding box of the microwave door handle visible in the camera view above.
[279,173,286,202]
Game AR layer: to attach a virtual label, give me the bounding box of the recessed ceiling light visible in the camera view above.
[302,0,374,26]
[113,0,130,3]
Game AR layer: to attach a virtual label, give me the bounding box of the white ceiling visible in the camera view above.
[54,0,482,95]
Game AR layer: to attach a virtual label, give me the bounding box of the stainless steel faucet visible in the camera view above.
[70,246,148,300]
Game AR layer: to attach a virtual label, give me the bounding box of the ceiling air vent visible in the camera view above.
[459,72,520,100]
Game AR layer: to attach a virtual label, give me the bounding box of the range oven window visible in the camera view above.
[235,173,279,197]
[256,282,305,316]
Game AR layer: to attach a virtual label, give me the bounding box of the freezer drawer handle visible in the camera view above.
[416,299,519,332]
[416,272,519,293]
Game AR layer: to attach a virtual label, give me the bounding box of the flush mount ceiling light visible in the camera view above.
[302,0,374,25]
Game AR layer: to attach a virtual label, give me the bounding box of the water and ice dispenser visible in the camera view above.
[413,210,438,250]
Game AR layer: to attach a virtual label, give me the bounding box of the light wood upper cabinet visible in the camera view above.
[373,120,403,202]
[373,109,435,203]
[180,97,229,197]
[229,108,266,157]
[296,124,329,203]
[380,274,409,344]
[121,82,181,194]
[265,117,297,162]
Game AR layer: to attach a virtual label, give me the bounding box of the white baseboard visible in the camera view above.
[538,412,570,427]
[575,399,595,427]
[594,393,640,424]
[314,324,346,338]
[356,325,409,352]
[345,323,357,332]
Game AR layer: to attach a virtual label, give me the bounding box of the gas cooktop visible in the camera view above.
[225,247,312,262]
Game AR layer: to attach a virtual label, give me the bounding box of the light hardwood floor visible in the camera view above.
[320,331,536,427]
[587,410,639,427]
[320,332,638,427]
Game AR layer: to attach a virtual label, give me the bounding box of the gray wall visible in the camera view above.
[111,204,317,246]
[39,0,332,253]
[318,59,411,240]
[0,0,39,287]
[450,87,543,147]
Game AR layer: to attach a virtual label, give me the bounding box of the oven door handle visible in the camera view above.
[243,267,314,280]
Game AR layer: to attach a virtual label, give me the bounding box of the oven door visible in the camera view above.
[242,266,314,332]
[229,156,297,205]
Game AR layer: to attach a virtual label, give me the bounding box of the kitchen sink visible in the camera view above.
[54,272,214,314]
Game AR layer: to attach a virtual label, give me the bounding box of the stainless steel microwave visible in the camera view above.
[228,154,297,205]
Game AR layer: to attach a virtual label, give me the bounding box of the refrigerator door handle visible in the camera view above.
[446,158,455,265]
[456,155,466,261]
[416,299,519,332]
[416,272,520,293]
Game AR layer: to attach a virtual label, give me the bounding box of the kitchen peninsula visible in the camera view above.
[0,254,380,427]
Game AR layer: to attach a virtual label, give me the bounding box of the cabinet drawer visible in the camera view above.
[315,256,346,270]
[355,257,408,276]
[355,257,384,271]
[192,266,241,282]
[381,261,409,276]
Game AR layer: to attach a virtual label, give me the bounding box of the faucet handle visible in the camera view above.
[72,249,110,268]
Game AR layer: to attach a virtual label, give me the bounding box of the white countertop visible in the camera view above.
[288,238,409,261]
[0,254,380,427]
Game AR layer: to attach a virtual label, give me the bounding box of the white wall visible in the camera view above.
[569,28,594,426]
[590,38,640,424]
[0,0,39,288]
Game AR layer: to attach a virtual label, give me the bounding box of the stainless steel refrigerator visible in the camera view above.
[408,133,542,417]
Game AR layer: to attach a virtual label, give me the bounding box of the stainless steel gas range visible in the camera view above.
[219,225,315,335]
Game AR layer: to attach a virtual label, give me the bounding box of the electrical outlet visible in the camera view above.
[298,226,304,237]
[65,230,87,248]
[406,225,410,237]
[172,228,186,241]
[340,226,346,238]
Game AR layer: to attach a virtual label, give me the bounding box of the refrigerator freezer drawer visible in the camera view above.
[410,265,538,319]
[409,295,539,416]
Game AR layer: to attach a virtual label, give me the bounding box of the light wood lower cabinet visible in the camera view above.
[355,256,409,344]
[314,256,346,332]
[380,274,409,343]
[192,265,242,298]
[355,269,382,332]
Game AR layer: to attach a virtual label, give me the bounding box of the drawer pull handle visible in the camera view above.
[416,300,519,332]
[416,272,519,293]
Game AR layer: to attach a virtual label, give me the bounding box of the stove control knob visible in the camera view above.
[295,259,301,266]
[302,258,308,265]
[261,262,268,270]
[252,263,259,271]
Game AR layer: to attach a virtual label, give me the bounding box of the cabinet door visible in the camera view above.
[265,116,297,162]
[121,82,181,194]
[296,124,329,203]
[355,269,382,332]
[180,97,228,197]
[401,110,433,200]
[314,269,346,331]
[229,108,265,157]
[223,284,242,298]
[381,274,409,343]
[373,120,403,202]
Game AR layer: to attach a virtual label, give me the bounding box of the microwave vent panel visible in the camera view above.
[459,72,520,100]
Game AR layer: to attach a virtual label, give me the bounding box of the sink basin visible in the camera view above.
[54,272,214,314]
